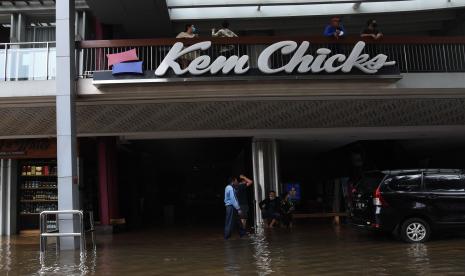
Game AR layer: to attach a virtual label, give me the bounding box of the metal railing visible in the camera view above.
[0,41,56,81]
[2,37,464,82]
[39,210,85,255]
[78,36,465,77]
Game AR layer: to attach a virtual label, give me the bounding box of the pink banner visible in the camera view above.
[106,49,139,67]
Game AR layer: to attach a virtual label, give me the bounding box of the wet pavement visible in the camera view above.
[1,224,465,275]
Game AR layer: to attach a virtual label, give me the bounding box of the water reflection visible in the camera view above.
[1,225,465,275]
[250,228,274,275]
[405,243,431,275]
[38,247,97,276]
[0,237,12,272]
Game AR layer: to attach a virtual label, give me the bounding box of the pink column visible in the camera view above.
[98,137,119,226]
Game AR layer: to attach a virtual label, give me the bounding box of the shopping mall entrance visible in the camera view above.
[115,138,253,229]
[77,131,465,233]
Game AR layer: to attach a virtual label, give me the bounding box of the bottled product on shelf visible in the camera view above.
[21,181,57,189]
[21,165,57,176]
[46,220,58,231]
[19,161,58,224]
[20,203,58,214]
[21,190,57,201]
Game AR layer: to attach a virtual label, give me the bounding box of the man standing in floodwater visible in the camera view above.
[234,175,253,236]
[224,176,243,239]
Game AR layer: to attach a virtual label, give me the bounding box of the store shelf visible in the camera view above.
[20,213,58,216]
[20,187,57,190]
[20,200,58,203]
[19,159,58,232]
[20,175,57,178]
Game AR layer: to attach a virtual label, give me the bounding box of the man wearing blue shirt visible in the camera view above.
[224,176,243,239]
[323,17,346,39]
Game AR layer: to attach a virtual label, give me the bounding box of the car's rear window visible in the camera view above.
[385,174,422,192]
[355,172,385,193]
[424,174,465,192]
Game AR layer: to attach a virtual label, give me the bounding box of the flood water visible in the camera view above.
[2,224,465,275]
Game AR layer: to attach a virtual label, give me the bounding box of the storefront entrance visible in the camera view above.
[115,138,253,229]
[77,132,465,234]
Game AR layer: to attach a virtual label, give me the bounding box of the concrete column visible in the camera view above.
[98,138,120,231]
[252,139,281,228]
[56,0,79,250]
[0,159,17,236]
[9,13,26,43]
[0,159,6,235]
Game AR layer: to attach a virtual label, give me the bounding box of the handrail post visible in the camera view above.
[40,213,46,253]
[39,210,87,254]
[79,211,85,255]
[3,44,7,81]
[45,42,50,80]
[402,44,409,73]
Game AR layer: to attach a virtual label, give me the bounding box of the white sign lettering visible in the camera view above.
[155,41,249,76]
[154,41,395,77]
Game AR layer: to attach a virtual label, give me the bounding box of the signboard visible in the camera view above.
[0,139,56,159]
[94,40,400,85]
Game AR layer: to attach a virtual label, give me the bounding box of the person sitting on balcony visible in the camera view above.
[361,19,383,40]
[323,17,346,39]
[211,20,238,38]
[212,21,238,57]
[176,24,199,68]
[176,23,198,39]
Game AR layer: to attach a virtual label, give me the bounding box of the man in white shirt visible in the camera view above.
[212,21,238,38]
[212,21,238,56]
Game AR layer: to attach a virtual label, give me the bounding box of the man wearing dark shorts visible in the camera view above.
[234,174,253,234]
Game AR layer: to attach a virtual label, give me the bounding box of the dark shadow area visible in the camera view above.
[279,138,465,216]
[117,138,253,229]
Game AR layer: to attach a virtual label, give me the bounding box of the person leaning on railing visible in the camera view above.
[323,16,346,39]
[360,19,383,40]
[211,20,238,58]
[176,23,199,68]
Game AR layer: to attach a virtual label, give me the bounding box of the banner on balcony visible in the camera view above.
[94,40,401,85]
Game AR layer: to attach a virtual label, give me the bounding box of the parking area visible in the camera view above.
[2,224,465,275]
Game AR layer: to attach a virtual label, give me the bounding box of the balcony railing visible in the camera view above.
[0,42,56,81]
[78,36,465,78]
[2,37,465,82]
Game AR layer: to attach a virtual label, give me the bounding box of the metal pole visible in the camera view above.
[45,42,49,80]
[79,211,85,255]
[3,44,7,81]
[402,44,409,73]
[40,213,45,253]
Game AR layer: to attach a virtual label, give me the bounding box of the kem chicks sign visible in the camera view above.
[99,40,398,84]
[155,41,395,76]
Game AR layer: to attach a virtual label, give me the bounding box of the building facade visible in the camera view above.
[1,0,465,249]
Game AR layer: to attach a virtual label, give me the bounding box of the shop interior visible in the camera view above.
[56,135,465,233]
[14,135,465,234]
[114,138,253,229]
[279,137,465,223]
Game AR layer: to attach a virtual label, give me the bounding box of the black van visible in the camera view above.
[350,169,465,243]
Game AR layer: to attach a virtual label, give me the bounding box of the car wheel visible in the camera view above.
[400,218,431,243]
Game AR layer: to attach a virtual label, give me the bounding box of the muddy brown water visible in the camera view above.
[1,224,465,275]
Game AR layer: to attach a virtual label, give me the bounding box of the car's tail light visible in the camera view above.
[373,186,388,207]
